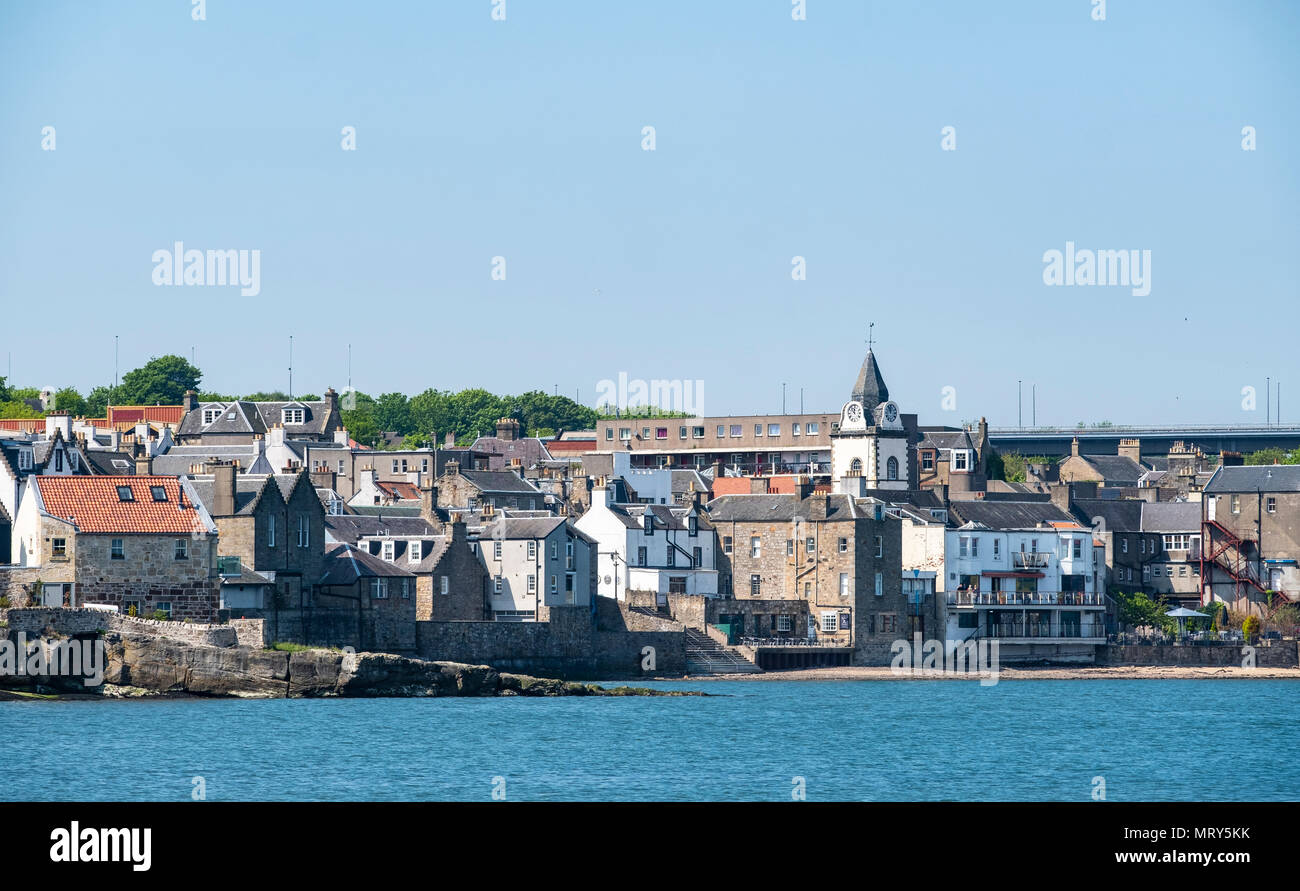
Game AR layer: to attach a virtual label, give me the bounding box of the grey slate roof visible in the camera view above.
[1078,454,1145,486]
[918,429,976,453]
[469,436,554,470]
[187,475,273,516]
[83,449,136,475]
[320,542,415,586]
[1140,501,1201,533]
[481,515,568,540]
[179,399,335,438]
[458,470,543,495]
[1070,498,1143,534]
[348,505,424,518]
[221,565,273,586]
[325,514,441,543]
[1203,464,1300,493]
[706,493,862,524]
[152,445,272,476]
[948,500,1077,530]
[851,348,889,411]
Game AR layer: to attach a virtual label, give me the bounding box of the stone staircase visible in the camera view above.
[684,628,763,675]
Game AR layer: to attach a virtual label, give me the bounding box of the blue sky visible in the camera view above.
[2,0,1297,427]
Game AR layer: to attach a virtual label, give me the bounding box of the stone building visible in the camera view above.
[435,463,549,515]
[1202,465,1300,615]
[1057,438,1147,488]
[176,389,345,446]
[10,474,220,620]
[916,423,989,496]
[187,461,326,610]
[325,512,487,622]
[317,542,418,652]
[704,489,910,665]
[413,518,488,621]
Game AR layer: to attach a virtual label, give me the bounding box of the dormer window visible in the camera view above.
[202,407,223,425]
[953,451,969,471]
[18,449,33,471]
[283,408,305,425]
[643,514,654,536]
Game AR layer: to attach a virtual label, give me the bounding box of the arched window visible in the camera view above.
[886,456,899,480]
[850,458,863,475]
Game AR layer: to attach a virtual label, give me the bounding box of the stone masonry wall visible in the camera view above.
[1097,642,1298,668]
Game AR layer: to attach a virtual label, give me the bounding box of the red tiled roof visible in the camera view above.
[107,405,185,425]
[378,481,421,501]
[35,475,210,534]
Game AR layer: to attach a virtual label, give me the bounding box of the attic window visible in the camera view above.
[18,450,33,470]
[283,408,305,424]
[202,408,222,424]
[116,486,135,502]
[150,486,168,502]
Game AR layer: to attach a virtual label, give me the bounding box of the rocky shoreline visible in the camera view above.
[0,632,700,699]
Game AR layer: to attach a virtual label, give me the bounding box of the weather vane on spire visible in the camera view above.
[867,321,875,350]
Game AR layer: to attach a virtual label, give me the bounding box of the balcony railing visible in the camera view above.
[737,636,850,649]
[985,623,1107,640]
[947,591,1105,607]
[1012,552,1050,569]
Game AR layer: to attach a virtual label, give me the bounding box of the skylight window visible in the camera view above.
[116,486,135,502]
[150,486,168,502]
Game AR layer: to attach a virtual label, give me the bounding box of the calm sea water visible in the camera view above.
[2,679,1296,801]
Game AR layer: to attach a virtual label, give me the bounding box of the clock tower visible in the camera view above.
[831,347,909,490]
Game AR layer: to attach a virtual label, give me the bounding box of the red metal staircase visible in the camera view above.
[1200,520,1268,601]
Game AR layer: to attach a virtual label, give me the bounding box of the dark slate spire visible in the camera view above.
[852,349,889,412]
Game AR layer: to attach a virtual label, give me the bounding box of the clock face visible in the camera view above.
[884,402,898,423]
[846,403,862,423]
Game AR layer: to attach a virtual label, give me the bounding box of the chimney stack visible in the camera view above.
[183,390,198,413]
[44,411,72,441]
[1118,438,1141,464]
[1070,437,1080,458]
[419,475,442,530]
[209,460,237,517]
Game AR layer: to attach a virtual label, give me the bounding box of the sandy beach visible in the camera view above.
[675,665,1300,682]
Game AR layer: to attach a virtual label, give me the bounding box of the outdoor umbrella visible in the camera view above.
[1165,606,1209,635]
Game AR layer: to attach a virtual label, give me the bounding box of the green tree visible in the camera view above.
[1244,448,1299,465]
[409,388,451,438]
[374,392,413,435]
[340,391,378,447]
[1113,590,1176,632]
[85,386,114,417]
[0,400,42,419]
[53,387,88,416]
[445,389,506,441]
[506,390,598,437]
[117,355,202,405]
